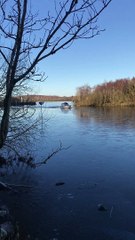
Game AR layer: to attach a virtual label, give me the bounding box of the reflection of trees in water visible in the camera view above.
[74,107,135,128]
[0,107,49,176]
[73,107,92,122]
[0,107,65,177]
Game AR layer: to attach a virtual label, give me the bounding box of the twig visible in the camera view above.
[7,183,32,188]
[0,181,12,191]
[110,206,114,218]
[35,141,71,167]
[0,181,32,193]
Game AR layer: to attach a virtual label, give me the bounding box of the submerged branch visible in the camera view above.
[34,141,71,167]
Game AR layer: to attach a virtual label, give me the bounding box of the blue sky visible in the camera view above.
[32,0,135,96]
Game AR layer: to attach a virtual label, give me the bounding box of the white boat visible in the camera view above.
[60,102,71,109]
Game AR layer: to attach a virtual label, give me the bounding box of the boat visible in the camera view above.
[39,102,44,106]
[60,102,71,109]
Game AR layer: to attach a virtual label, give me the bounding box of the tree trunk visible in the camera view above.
[0,88,13,149]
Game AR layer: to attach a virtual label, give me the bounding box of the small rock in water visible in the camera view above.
[0,210,8,218]
[0,206,10,224]
[0,227,8,240]
[0,206,9,217]
[97,203,107,211]
[55,182,65,186]
[0,222,14,239]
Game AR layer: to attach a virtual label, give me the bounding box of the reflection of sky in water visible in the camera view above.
[36,101,73,108]
[1,105,135,239]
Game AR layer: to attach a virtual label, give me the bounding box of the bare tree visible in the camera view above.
[0,0,112,149]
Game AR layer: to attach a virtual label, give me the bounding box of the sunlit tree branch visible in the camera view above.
[0,0,112,149]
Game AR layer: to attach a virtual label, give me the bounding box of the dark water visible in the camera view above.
[1,106,135,239]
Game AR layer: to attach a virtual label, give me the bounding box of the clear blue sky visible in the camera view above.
[32,0,135,96]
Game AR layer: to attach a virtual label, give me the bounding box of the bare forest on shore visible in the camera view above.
[75,77,135,107]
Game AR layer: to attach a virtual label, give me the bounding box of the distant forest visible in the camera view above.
[15,95,73,102]
[75,77,135,107]
[15,95,73,105]
[0,95,73,107]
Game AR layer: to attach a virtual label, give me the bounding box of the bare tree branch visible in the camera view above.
[0,0,112,150]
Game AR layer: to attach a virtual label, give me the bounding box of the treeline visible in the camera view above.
[11,95,73,105]
[75,77,135,107]
[19,95,73,102]
[0,95,73,107]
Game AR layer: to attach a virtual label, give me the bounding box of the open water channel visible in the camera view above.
[1,103,135,239]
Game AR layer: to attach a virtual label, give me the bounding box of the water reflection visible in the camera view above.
[74,106,135,129]
[60,108,71,114]
[1,105,135,239]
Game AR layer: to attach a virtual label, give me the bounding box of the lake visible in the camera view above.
[1,104,135,239]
